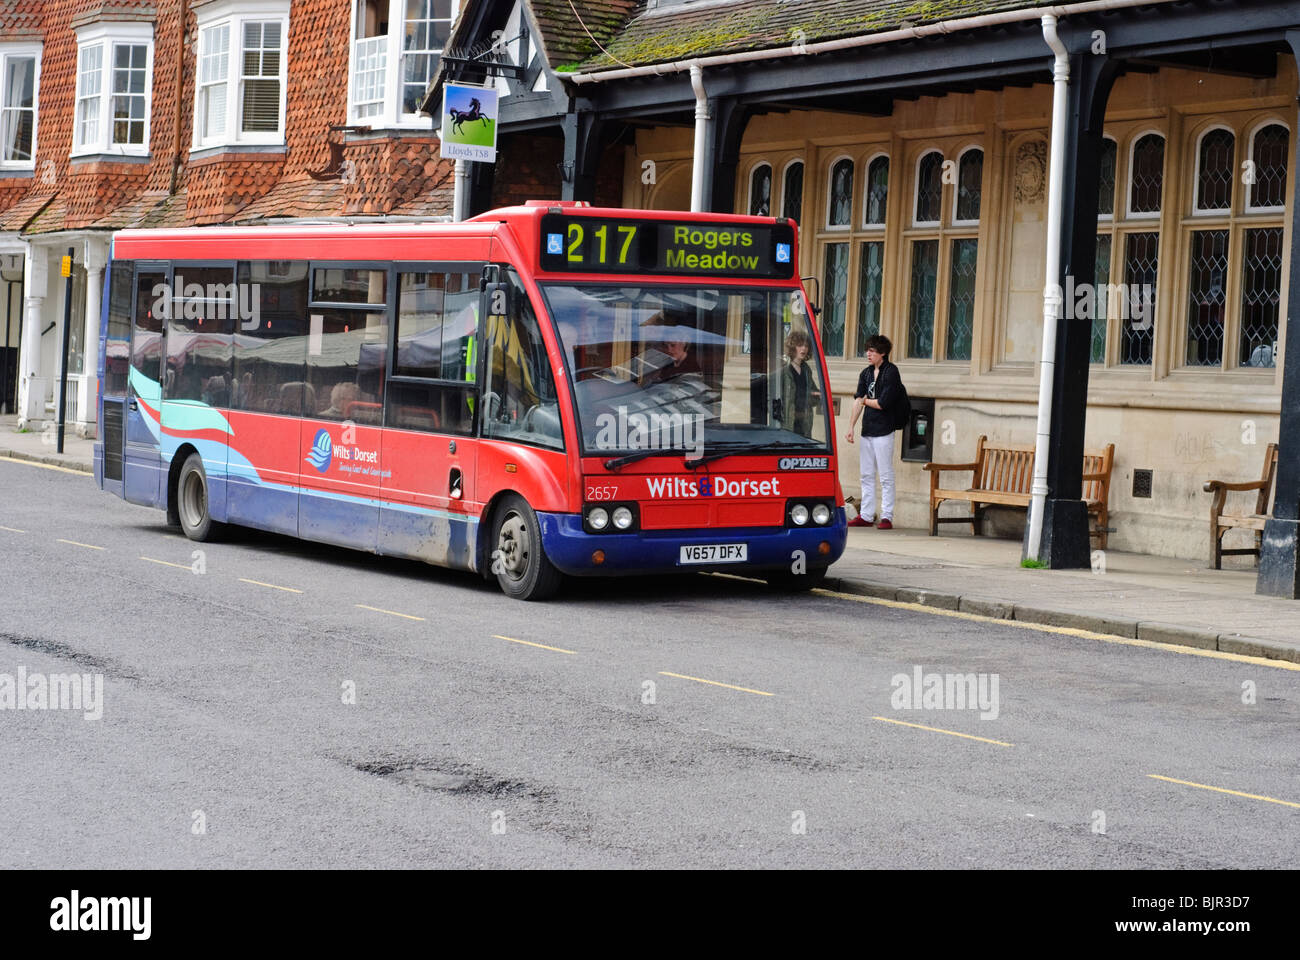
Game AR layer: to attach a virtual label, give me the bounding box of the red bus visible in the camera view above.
[94,202,846,599]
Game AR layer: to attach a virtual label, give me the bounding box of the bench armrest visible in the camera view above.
[1203,479,1268,493]
[924,461,979,473]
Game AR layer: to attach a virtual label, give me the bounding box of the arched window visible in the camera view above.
[954,148,983,223]
[1248,123,1289,211]
[1097,137,1117,218]
[914,150,943,224]
[826,157,853,227]
[864,155,889,226]
[1129,133,1165,216]
[1195,127,1234,212]
[748,163,772,217]
[781,161,804,224]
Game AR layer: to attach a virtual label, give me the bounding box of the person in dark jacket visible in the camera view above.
[844,334,901,529]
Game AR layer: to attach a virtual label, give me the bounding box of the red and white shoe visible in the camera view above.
[847,516,874,528]
[877,519,893,530]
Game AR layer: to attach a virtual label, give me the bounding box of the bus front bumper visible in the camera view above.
[536,510,847,577]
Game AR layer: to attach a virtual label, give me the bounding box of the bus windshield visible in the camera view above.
[541,283,830,458]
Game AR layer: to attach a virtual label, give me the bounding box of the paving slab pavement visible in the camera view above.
[0,414,95,473]
[829,526,1300,664]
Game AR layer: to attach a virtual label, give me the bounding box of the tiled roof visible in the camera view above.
[0,0,45,38]
[233,178,349,221]
[566,0,1060,71]
[0,191,55,232]
[529,0,641,67]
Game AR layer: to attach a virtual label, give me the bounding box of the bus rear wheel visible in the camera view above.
[176,453,224,542]
[492,495,561,601]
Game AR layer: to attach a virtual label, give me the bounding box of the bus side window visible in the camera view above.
[165,266,234,405]
[234,261,308,414]
[387,269,477,435]
[480,269,563,450]
[307,267,387,422]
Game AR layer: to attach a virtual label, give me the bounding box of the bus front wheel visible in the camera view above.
[176,453,224,542]
[491,495,561,601]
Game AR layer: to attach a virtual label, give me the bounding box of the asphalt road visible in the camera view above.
[2,455,1298,868]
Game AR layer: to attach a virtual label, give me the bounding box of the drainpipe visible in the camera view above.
[1027,14,1071,563]
[168,0,186,195]
[689,64,709,212]
[452,159,471,222]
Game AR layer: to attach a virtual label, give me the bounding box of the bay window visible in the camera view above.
[350,0,459,127]
[0,45,39,169]
[72,23,152,157]
[193,1,288,150]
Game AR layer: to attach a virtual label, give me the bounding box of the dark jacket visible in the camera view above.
[854,360,902,437]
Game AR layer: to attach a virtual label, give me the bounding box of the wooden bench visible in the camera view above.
[924,435,1116,549]
[1203,442,1278,569]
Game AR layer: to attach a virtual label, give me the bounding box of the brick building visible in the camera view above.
[0,0,459,434]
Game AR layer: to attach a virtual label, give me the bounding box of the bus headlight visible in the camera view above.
[812,503,832,526]
[588,507,609,531]
[790,503,810,526]
[612,506,634,530]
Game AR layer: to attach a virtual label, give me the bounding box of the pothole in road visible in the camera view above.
[345,756,552,800]
[0,632,141,681]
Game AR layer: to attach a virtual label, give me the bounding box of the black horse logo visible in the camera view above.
[448,97,490,135]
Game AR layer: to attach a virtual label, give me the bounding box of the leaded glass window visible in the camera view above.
[1121,232,1158,364]
[908,240,938,358]
[1091,235,1111,363]
[1098,138,1117,217]
[827,158,853,227]
[1129,134,1165,215]
[821,243,849,356]
[1195,129,1234,212]
[749,163,772,217]
[915,151,943,224]
[1239,227,1283,367]
[1249,124,1289,211]
[1185,229,1228,366]
[855,241,883,357]
[955,149,983,222]
[782,161,803,224]
[865,155,889,226]
[946,239,977,360]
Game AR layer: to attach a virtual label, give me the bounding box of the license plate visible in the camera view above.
[679,543,747,564]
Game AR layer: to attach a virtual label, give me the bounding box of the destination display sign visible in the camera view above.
[539,214,795,279]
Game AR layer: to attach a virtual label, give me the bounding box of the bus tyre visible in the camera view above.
[176,453,224,542]
[492,495,561,601]
[764,567,828,592]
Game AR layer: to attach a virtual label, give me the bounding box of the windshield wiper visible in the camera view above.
[603,449,677,470]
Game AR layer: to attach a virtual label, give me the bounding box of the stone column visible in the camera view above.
[16,245,47,428]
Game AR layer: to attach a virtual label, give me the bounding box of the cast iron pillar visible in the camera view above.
[709,99,754,214]
[1029,43,1123,568]
[1256,32,1300,597]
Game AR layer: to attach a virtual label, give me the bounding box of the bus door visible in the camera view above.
[123,264,168,507]
[378,267,482,569]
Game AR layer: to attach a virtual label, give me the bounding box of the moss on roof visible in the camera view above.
[561,0,1061,71]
